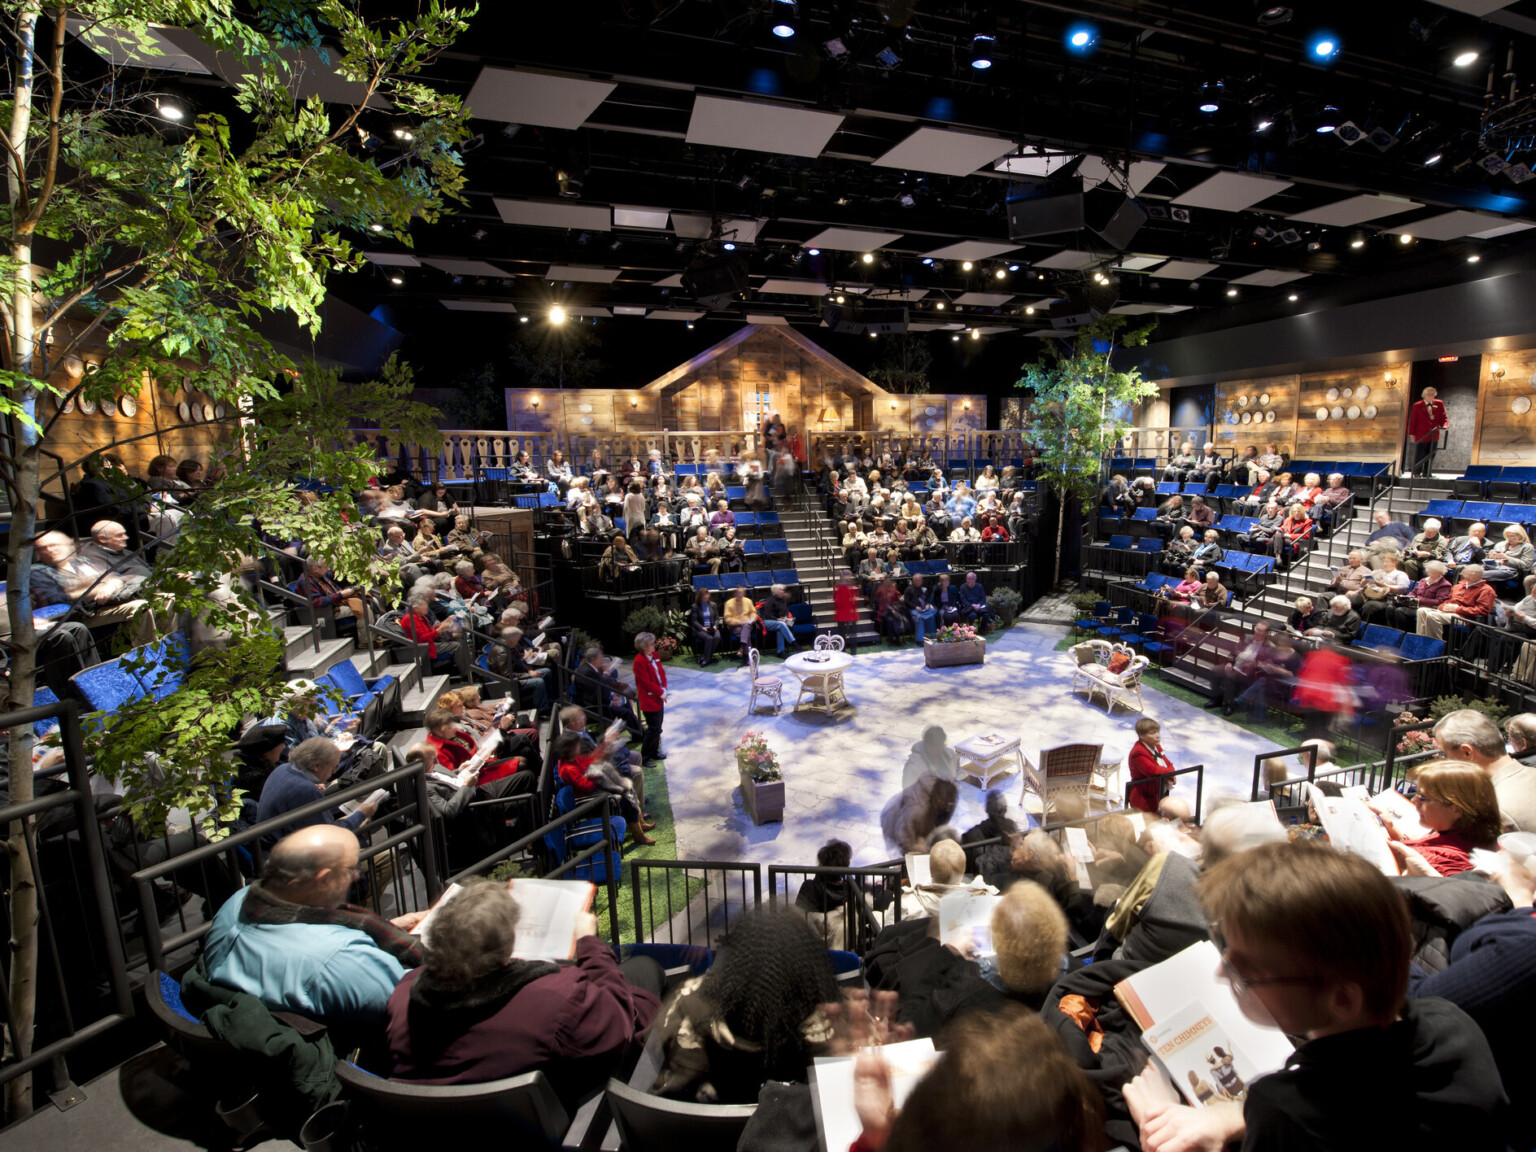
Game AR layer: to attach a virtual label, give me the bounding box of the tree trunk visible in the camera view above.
[1052,484,1064,587]
[5,3,41,1120]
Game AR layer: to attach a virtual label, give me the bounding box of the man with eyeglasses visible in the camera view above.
[1125,840,1507,1152]
[201,825,424,1032]
[256,736,380,840]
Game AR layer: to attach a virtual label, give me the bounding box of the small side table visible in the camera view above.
[954,731,1024,791]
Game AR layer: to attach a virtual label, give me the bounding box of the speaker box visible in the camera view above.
[681,254,749,310]
[823,301,909,334]
[1007,182,1085,240]
[1049,281,1117,328]
[1085,191,1148,250]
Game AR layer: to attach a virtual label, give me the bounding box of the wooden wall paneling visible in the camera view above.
[1212,374,1299,458]
[911,394,949,437]
[1473,351,1536,465]
[874,393,910,432]
[507,390,556,435]
[1294,367,1407,462]
[948,395,982,435]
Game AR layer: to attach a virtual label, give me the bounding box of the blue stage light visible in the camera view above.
[1066,24,1097,52]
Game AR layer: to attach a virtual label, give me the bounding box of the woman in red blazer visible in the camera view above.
[632,632,668,768]
[1127,717,1178,813]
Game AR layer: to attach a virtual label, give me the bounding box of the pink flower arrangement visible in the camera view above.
[1395,713,1436,757]
[932,623,979,644]
[735,731,782,782]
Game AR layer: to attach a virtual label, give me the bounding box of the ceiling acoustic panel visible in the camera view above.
[920,240,1020,261]
[759,279,833,296]
[493,198,611,230]
[1287,194,1421,227]
[466,67,616,129]
[440,300,519,313]
[872,127,1016,177]
[672,213,766,243]
[652,274,685,288]
[1114,255,1165,271]
[612,205,670,230]
[543,265,622,283]
[993,151,1079,178]
[647,310,706,321]
[1386,211,1519,241]
[1033,249,1100,270]
[686,95,845,158]
[803,226,904,252]
[363,253,420,267]
[745,314,790,325]
[1077,156,1166,194]
[1110,304,1165,315]
[423,258,512,277]
[611,306,648,317]
[1467,220,1536,239]
[1172,172,1292,212]
[1147,260,1219,280]
[1228,269,1311,287]
[955,292,1016,307]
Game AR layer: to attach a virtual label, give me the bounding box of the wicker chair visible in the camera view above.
[1021,742,1102,816]
[813,633,845,652]
[747,647,783,714]
[1069,639,1150,714]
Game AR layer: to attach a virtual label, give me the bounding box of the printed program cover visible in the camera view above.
[1142,1001,1257,1108]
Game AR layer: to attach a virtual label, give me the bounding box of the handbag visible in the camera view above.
[1362,582,1391,601]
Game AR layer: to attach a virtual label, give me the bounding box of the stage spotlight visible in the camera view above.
[969,34,995,70]
[520,315,529,323]
[1256,5,1293,25]
[389,276,403,286]
[1468,253,1481,263]
[961,260,974,271]
[952,334,961,342]
[550,306,567,324]
[369,223,384,233]
[155,96,186,122]
[1197,80,1225,113]
[1025,305,1035,314]
[1453,50,1479,67]
[1315,105,1341,133]
[995,267,1007,279]
[1399,233,1413,244]
[771,4,797,39]
[807,247,821,256]
[1349,232,1366,249]
[936,301,945,310]
[722,242,736,251]
[862,252,875,264]
[1309,33,1340,61]
[922,257,935,266]
[1423,152,1443,167]
[1287,293,1299,301]
[1256,118,1274,132]
[1066,24,1097,52]
[970,328,981,340]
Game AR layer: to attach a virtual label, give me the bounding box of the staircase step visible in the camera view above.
[400,674,452,722]
[286,637,355,680]
[378,662,422,694]
[284,625,319,661]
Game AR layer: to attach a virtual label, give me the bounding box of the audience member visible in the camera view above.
[881,776,959,855]
[902,725,958,789]
[1417,563,1496,639]
[1377,760,1500,876]
[1127,718,1177,813]
[724,585,760,663]
[256,736,379,837]
[1433,709,1536,831]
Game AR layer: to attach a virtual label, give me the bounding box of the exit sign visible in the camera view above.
[1438,355,1459,362]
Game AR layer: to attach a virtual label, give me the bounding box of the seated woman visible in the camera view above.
[975,464,1000,492]
[874,576,908,644]
[1164,525,1198,572]
[981,514,1010,543]
[551,727,654,845]
[1163,442,1197,482]
[452,559,483,600]
[385,878,660,1105]
[1269,471,1299,507]
[1191,528,1222,570]
[690,588,722,665]
[415,481,459,530]
[422,706,526,782]
[598,533,641,583]
[1159,566,1203,603]
[715,525,745,571]
[650,908,838,1103]
[446,514,486,562]
[1271,501,1315,560]
[405,740,536,868]
[1376,760,1501,876]
[410,516,455,568]
[1483,524,1535,583]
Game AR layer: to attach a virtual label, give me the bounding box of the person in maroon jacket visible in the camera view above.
[632,631,668,768]
[385,879,662,1108]
[1407,386,1448,476]
[1127,717,1178,813]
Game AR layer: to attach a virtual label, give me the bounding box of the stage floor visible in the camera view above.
[652,623,1284,870]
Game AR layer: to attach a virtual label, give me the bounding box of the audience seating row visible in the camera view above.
[1414,500,1536,531]
[69,632,191,713]
[1351,623,1448,661]
[691,570,802,592]
[1454,465,1536,499]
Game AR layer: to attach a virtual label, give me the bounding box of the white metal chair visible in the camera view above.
[1021,742,1102,817]
[813,633,845,652]
[747,647,783,714]
[1069,640,1150,715]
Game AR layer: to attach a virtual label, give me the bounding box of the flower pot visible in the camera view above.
[923,637,987,668]
[737,758,784,825]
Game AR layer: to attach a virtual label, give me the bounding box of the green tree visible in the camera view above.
[508,320,603,390]
[437,361,504,427]
[868,331,931,394]
[0,1,472,1116]
[1016,315,1159,584]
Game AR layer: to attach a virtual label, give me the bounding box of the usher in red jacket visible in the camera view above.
[632,652,667,712]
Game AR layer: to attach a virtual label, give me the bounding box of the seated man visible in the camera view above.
[1363,508,1414,569]
[1417,563,1496,639]
[1124,840,1507,1152]
[1153,494,1185,539]
[486,626,552,713]
[202,826,421,1036]
[1327,550,1374,609]
[1405,518,1451,579]
[296,558,366,624]
[1446,521,1490,574]
[1206,621,1275,717]
[384,879,660,1104]
[1307,594,1362,643]
[958,570,992,626]
[400,594,472,679]
[257,736,381,838]
[377,525,426,588]
[1434,708,1536,832]
[79,519,151,581]
[858,546,891,597]
[1236,501,1283,550]
[571,644,643,740]
[1309,471,1352,524]
[903,572,937,644]
[758,583,799,656]
[30,529,152,631]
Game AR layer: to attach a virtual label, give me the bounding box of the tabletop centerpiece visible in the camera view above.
[735,731,784,825]
[924,621,987,668]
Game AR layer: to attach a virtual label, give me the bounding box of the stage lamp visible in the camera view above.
[520,315,529,323]
[1468,253,1481,263]
[388,275,404,285]
[1025,305,1035,314]
[995,267,1007,279]
[1349,232,1366,249]
[951,334,961,342]
[807,247,820,256]
[771,4,797,39]
[1399,233,1413,244]
[549,306,567,324]
[1288,293,1299,301]
[1423,152,1443,167]
[1256,118,1274,132]
[1226,288,1238,297]
[155,96,186,122]
[1453,50,1479,67]
[369,223,384,233]
[1308,33,1340,61]
[969,31,995,70]
[1315,105,1341,133]
[1256,6,1293,26]
[722,242,736,251]
[961,260,974,271]
[1066,24,1098,52]
[862,252,874,264]
[970,329,981,340]
[936,301,946,310]
[1197,80,1225,114]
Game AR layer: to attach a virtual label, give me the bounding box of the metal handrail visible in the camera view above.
[1123,763,1206,822]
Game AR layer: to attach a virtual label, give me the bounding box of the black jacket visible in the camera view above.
[689,600,720,635]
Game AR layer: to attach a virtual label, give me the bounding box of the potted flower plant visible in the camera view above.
[924,621,987,668]
[735,732,784,825]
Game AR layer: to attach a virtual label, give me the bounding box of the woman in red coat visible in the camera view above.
[1407,386,1448,476]
[1127,717,1178,813]
[833,569,860,653]
[632,631,668,768]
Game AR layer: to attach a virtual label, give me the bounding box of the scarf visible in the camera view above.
[405,959,559,1063]
[241,881,424,968]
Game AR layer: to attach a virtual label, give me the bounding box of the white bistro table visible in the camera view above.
[954,731,1025,790]
[784,650,854,716]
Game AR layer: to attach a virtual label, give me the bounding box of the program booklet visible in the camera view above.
[1114,940,1293,1107]
[1308,789,1401,876]
[938,888,999,956]
[904,852,932,888]
[812,1038,938,1152]
[414,876,595,961]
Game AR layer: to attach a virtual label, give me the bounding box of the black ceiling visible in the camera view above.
[82,1,1536,374]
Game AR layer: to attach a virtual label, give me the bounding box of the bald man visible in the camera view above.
[202,826,423,1027]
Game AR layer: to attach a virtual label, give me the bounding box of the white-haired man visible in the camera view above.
[1417,563,1496,639]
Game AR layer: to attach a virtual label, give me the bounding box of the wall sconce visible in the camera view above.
[890,400,898,410]
[629,396,639,407]
[1491,361,1506,379]
[1383,370,1398,387]
[530,396,540,409]
[962,399,972,410]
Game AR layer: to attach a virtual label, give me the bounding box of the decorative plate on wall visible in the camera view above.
[1259,392,1270,406]
[118,395,137,417]
[1363,404,1378,418]
[177,401,191,421]
[1241,412,1252,424]
[100,398,117,418]
[1528,371,1536,388]
[925,406,938,416]
[1265,410,1276,423]
[59,396,74,414]
[580,415,595,425]
[1347,405,1361,420]
[1317,407,1330,421]
[578,403,593,414]
[202,402,215,422]
[1326,387,1340,401]
[214,402,227,420]
[1341,387,1354,400]
[1237,395,1249,408]
[1515,396,1533,415]
[78,396,96,415]
[1330,406,1345,420]
[1355,384,1370,401]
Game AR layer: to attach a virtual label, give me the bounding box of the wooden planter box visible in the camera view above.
[924,638,987,668]
[737,751,784,825]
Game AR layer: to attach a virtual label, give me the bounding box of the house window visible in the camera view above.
[746,390,773,427]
